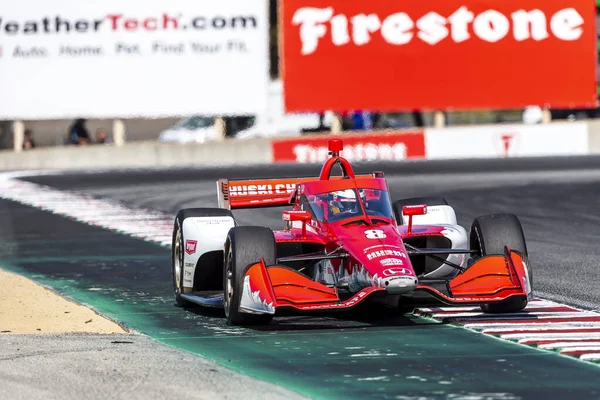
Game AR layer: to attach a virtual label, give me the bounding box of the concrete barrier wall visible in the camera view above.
[0,138,273,172]
[2,120,600,172]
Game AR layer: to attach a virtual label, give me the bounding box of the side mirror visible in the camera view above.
[282,210,312,222]
[402,204,427,236]
[402,204,427,216]
[283,210,311,238]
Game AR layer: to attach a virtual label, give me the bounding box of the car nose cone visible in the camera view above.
[384,276,418,295]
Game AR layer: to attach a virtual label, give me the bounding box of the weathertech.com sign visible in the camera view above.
[0,0,268,120]
[272,131,426,163]
[281,0,597,112]
[0,14,257,34]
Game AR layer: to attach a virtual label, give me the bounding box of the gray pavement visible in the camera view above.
[0,333,309,400]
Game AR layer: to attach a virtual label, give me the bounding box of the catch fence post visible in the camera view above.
[13,121,24,153]
[215,116,225,140]
[433,111,445,128]
[331,114,342,133]
[542,108,552,124]
[113,119,126,146]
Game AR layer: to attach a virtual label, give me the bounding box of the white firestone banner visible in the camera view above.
[0,0,269,119]
[424,121,590,159]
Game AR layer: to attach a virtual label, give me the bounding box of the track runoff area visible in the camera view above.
[2,156,600,398]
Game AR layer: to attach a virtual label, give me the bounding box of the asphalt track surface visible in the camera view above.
[0,333,303,400]
[6,155,600,399]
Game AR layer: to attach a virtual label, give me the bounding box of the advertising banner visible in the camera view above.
[0,0,269,119]
[272,131,426,163]
[425,122,589,159]
[281,0,597,113]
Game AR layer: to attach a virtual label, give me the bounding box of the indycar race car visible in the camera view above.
[171,138,533,325]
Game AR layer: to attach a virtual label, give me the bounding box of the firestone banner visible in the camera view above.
[0,0,269,119]
[281,0,597,113]
[272,131,426,163]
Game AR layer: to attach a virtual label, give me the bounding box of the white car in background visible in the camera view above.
[158,116,219,143]
[158,81,330,143]
[158,113,326,144]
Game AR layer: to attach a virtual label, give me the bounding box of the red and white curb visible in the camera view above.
[3,176,600,366]
[0,178,174,248]
[414,299,600,364]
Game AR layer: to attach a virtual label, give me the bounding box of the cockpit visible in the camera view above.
[300,188,393,223]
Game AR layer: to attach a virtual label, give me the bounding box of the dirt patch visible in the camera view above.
[0,269,128,334]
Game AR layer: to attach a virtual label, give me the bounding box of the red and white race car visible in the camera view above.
[171,139,533,325]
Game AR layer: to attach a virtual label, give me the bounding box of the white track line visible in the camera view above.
[0,179,174,249]
[451,313,600,322]
[520,337,600,345]
[580,354,600,361]
[415,299,555,313]
[513,333,600,341]
[539,342,600,350]
[465,321,600,330]
[428,310,583,319]
[560,347,600,353]
[481,324,600,334]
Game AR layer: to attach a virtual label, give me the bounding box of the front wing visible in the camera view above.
[415,247,532,305]
[238,246,531,315]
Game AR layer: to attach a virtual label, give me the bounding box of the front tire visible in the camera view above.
[172,208,235,307]
[224,226,276,326]
[469,214,530,313]
[172,223,189,307]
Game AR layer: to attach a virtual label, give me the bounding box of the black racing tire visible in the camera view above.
[172,208,235,307]
[469,213,530,313]
[469,214,528,257]
[392,196,448,225]
[224,226,276,326]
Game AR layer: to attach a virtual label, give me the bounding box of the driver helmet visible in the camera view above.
[329,189,363,215]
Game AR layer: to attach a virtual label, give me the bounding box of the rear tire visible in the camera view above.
[172,208,235,307]
[392,196,448,225]
[224,226,276,326]
[469,214,530,313]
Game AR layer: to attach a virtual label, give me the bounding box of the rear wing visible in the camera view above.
[217,174,381,210]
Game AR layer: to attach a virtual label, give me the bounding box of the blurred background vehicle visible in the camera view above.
[158,115,220,144]
[158,80,329,144]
